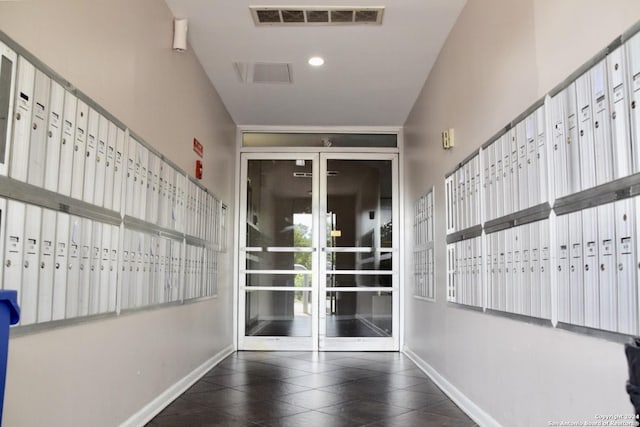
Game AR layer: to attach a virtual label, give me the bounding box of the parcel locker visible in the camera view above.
[43,80,64,193]
[502,135,512,216]
[145,153,155,223]
[495,142,504,219]
[185,178,193,235]
[93,116,109,207]
[474,237,482,306]
[134,232,144,307]
[158,162,168,228]
[185,245,193,299]
[70,100,88,200]
[568,211,584,326]
[525,114,539,208]
[529,222,540,318]
[20,204,42,325]
[427,248,434,299]
[498,231,506,311]
[65,216,81,318]
[513,226,524,315]
[0,42,17,177]
[504,228,513,313]
[142,234,151,305]
[590,60,614,185]
[77,218,93,317]
[51,212,69,321]
[57,91,76,196]
[521,224,531,316]
[536,106,548,204]
[597,203,617,332]
[112,128,126,213]
[465,161,473,228]
[582,207,599,329]
[551,93,569,199]
[148,153,161,224]
[98,223,111,313]
[565,84,582,194]
[9,57,35,182]
[483,148,491,221]
[509,129,519,212]
[150,236,160,304]
[125,137,137,218]
[103,122,117,210]
[37,208,56,323]
[88,222,102,315]
[166,240,174,302]
[132,143,142,219]
[119,229,131,310]
[82,109,99,204]
[172,240,183,302]
[539,220,551,320]
[137,145,149,221]
[107,225,118,312]
[608,46,632,179]
[157,239,167,304]
[576,72,597,190]
[445,176,454,234]
[556,215,571,323]
[619,198,637,335]
[26,69,50,188]
[516,122,529,210]
[630,32,640,173]
[3,200,24,319]
[124,230,136,308]
[446,243,456,302]
[71,100,93,199]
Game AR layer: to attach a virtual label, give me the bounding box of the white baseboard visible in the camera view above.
[403,346,502,427]
[120,344,235,427]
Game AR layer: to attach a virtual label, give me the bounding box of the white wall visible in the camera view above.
[404,1,640,425]
[0,0,236,425]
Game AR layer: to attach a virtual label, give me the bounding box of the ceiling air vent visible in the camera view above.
[250,6,384,26]
[234,62,293,84]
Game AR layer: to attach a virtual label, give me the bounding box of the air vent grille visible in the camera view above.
[234,62,293,84]
[250,6,384,26]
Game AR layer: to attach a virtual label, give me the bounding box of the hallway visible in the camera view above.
[147,352,475,426]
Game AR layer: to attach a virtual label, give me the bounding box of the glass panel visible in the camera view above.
[246,250,313,270]
[243,133,397,148]
[326,274,392,288]
[325,159,392,251]
[246,159,313,249]
[245,290,312,337]
[246,273,312,288]
[0,55,13,164]
[325,291,392,337]
[326,251,392,271]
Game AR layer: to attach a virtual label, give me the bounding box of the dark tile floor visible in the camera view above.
[147,352,476,427]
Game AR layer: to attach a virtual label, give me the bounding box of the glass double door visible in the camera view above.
[239,152,398,351]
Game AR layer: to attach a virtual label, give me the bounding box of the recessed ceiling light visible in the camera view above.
[308,56,324,66]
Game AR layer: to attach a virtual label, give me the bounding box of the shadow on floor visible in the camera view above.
[146,351,476,427]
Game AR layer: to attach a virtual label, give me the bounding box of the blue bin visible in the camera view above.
[0,290,19,425]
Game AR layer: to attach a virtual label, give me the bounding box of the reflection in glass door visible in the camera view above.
[238,152,398,351]
[320,154,398,351]
[239,154,319,350]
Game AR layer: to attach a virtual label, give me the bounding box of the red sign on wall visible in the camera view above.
[193,138,203,157]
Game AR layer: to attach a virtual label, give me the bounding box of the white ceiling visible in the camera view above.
[164,0,466,127]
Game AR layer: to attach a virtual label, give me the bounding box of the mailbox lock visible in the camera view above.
[4,260,10,268]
